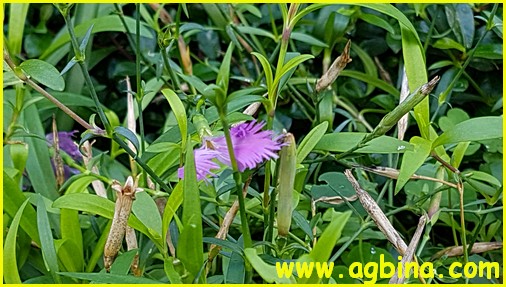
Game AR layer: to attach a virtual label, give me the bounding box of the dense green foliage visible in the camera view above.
[3,3,503,284]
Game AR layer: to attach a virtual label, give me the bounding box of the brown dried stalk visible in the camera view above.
[311,194,358,246]
[104,176,140,271]
[389,215,427,284]
[355,164,458,189]
[51,115,65,188]
[345,169,427,283]
[344,169,408,254]
[316,40,352,93]
[431,242,503,261]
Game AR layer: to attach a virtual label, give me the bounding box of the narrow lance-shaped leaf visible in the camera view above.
[3,199,31,284]
[296,121,328,164]
[251,52,274,94]
[217,42,235,94]
[37,194,62,283]
[395,136,432,193]
[178,136,205,283]
[161,89,187,150]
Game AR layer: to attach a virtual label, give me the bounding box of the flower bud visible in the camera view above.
[276,133,296,237]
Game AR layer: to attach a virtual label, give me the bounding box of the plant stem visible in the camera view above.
[112,133,171,192]
[218,113,253,281]
[135,3,148,186]
[3,47,97,133]
[63,11,111,134]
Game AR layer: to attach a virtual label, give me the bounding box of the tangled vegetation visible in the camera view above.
[3,3,503,284]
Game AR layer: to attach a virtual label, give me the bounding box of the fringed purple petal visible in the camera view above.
[178,148,221,181]
[215,121,283,172]
[177,121,283,180]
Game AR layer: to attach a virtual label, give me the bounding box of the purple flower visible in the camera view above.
[46,130,81,178]
[46,131,81,161]
[178,148,221,181]
[178,121,283,181]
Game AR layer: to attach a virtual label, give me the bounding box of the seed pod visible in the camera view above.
[104,176,138,271]
[316,40,352,93]
[276,133,297,237]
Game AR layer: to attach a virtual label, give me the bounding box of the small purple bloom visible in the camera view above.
[46,130,81,161]
[178,121,283,181]
[178,148,221,181]
[46,130,81,178]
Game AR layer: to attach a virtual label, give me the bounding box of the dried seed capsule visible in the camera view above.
[104,176,138,271]
[276,133,296,238]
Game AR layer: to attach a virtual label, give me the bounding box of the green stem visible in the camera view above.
[63,11,111,134]
[437,9,495,106]
[135,4,148,186]
[160,41,181,89]
[219,113,253,281]
[113,4,171,89]
[112,133,171,193]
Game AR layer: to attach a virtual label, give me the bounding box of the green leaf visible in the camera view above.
[432,37,466,53]
[428,60,454,70]
[474,44,503,60]
[41,15,153,60]
[164,257,183,284]
[131,191,162,237]
[19,59,65,91]
[244,248,295,283]
[216,42,235,94]
[178,136,205,283]
[447,4,475,49]
[432,116,503,148]
[55,239,83,273]
[161,89,187,149]
[21,91,59,201]
[298,210,352,284]
[60,174,103,194]
[7,4,29,56]
[58,272,160,284]
[52,193,150,237]
[359,4,428,138]
[467,170,502,188]
[315,132,413,154]
[110,249,138,275]
[37,194,62,283]
[225,249,245,283]
[396,136,432,193]
[114,126,140,154]
[296,121,328,164]
[9,142,28,185]
[60,209,84,272]
[251,52,273,93]
[340,70,399,97]
[235,26,276,41]
[3,199,30,284]
[358,13,395,34]
[351,44,379,95]
[290,32,328,48]
[162,182,183,253]
[3,172,40,244]
[275,54,314,85]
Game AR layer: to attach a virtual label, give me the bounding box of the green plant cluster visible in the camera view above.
[3,3,503,284]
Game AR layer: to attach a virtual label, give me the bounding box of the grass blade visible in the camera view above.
[37,194,62,283]
[3,199,30,283]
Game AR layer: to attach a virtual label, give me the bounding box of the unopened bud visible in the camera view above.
[276,133,297,237]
